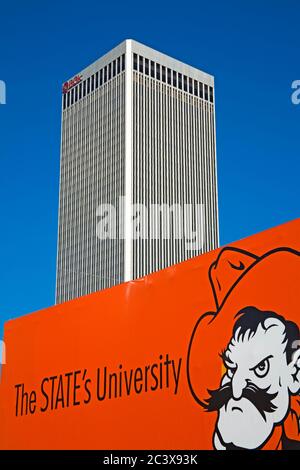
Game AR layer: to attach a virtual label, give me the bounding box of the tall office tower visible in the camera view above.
[56,39,219,303]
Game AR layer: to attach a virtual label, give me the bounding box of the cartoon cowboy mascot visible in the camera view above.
[187,247,300,450]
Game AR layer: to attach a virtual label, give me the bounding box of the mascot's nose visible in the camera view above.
[232,371,247,400]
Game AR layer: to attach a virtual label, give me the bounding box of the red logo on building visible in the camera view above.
[62,75,82,94]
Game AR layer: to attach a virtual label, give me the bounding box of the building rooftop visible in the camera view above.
[64,39,214,86]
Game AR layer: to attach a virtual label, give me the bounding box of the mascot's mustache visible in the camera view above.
[204,380,278,420]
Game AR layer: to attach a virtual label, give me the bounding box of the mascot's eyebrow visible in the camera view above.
[220,349,236,368]
[249,354,273,371]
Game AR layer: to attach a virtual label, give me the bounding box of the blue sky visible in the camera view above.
[0,1,299,336]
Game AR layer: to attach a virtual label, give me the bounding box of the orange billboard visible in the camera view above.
[0,219,299,450]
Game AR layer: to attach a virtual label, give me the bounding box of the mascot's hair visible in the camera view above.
[234,306,300,364]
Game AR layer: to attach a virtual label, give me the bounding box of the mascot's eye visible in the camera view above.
[253,358,270,378]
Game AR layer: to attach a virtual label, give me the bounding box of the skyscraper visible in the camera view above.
[56,39,219,303]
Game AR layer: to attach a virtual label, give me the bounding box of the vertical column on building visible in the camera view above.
[212,83,220,249]
[124,40,133,281]
[55,95,65,304]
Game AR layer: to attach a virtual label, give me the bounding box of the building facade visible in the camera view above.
[56,39,219,303]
